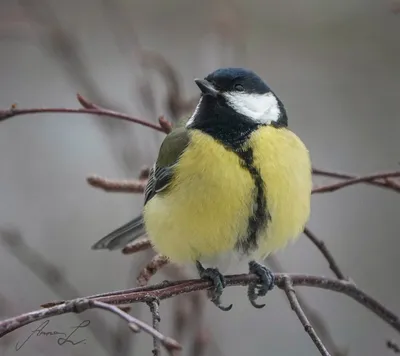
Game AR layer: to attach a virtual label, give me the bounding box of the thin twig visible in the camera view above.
[0,297,181,353]
[87,175,147,193]
[112,259,147,356]
[122,237,152,255]
[147,299,161,356]
[282,276,330,355]
[0,227,113,352]
[267,256,346,356]
[303,227,346,280]
[139,50,199,121]
[90,300,181,354]
[0,101,166,132]
[312,168,400,193]
[312,172,400,194]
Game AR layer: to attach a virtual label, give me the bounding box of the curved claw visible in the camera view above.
[196,261,233,311]
[247,283,266,308]
[247,261,275,308]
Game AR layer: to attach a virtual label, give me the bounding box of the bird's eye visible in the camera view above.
[234,84,244,92]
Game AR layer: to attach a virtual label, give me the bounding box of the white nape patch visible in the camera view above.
[185,96,203,127]
[224,92,280,124]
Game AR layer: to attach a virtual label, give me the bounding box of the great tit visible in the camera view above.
[92,67,312,311]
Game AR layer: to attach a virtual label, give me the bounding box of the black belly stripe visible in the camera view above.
[234,147,270,255]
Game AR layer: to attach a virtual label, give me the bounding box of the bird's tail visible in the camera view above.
[91,215,146,251]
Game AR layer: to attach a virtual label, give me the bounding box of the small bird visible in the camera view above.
[92,67,312,310]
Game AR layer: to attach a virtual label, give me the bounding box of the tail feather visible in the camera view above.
[91,215,146,250]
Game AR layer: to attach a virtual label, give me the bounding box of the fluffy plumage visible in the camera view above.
[93,66,311,271]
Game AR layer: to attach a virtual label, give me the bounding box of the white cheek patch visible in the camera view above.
[186,96,203,127]
[224,92,280,124]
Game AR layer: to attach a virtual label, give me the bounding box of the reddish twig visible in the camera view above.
[282,276,330,356]
[122,237,152,255]
[312,171,400,194]
[0,94,168,133]
[87,175,147,193]
[137,254,170,286]
[0,272,398,356]
[158,115,173,134]
[29,273,400,336]
[138,166,151,180]
[303,227,346,280]
[312,168,400,192]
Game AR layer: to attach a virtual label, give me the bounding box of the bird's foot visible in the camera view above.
[196,261,233,311]
[247,261,275,309]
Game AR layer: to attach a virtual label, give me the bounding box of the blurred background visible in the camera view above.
[0,0,399,355]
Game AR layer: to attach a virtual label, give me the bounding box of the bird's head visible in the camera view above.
[187,67,287,128]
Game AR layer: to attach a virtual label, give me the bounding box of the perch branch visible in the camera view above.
[5,273,397,337]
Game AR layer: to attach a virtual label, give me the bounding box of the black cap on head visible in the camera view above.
[204,67,271,95]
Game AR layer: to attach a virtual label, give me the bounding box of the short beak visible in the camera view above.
[194,79,218,97]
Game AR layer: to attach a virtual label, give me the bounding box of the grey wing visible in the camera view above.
[92,128,189,251]
[92,164,175,251]
[91,215,146,250]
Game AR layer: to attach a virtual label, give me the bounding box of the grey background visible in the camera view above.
[0,0,399,355]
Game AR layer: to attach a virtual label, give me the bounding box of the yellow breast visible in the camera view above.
[143,126,312,263]
[144,130,254,263]
[247,126,312,259]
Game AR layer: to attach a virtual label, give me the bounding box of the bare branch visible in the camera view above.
[27,273,400,337]
[0,298,181,354]
[282,276,330,355]
[267,256,346,356]
[137,254,170,286]
[303,227,346,280]
[0,98,167,133]
[158,115,173,134]
[92,300,181,354]
[312,171,400,194]
[122,237,152,255]
[0,227,114,352]
[87,175,147,193]
[147,299,161,356]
